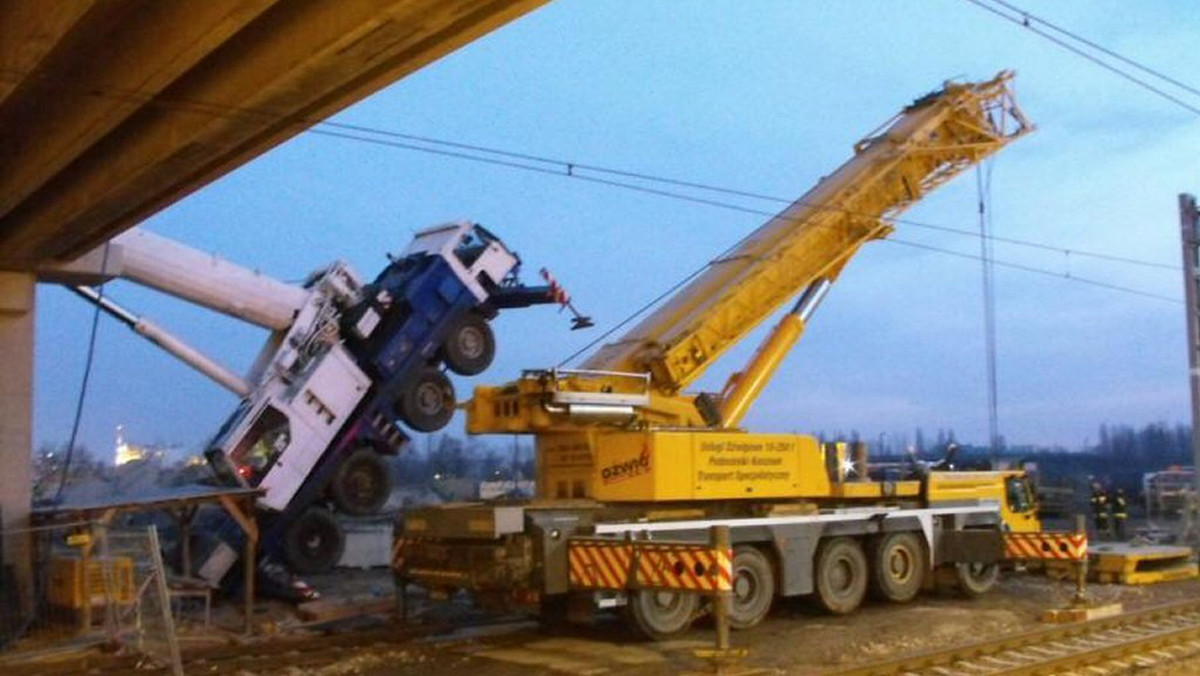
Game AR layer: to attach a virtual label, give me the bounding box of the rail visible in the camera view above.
[832,598,1200,675]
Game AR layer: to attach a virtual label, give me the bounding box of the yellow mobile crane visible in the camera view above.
[398,72,1041,638]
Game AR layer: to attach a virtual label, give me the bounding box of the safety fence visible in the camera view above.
[0,522,182,675]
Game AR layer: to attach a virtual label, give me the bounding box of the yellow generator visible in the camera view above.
[48,555,136,610]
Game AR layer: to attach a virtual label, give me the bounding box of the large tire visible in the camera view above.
[728,546,775,629]
[441,314,495,376]
[283,507,345,574]
[624,589,699,640]
[331,449,392,516]
[869,532,926,603]
[814,537,868,615]
[955,562,1000,598]
[396,368,456,432]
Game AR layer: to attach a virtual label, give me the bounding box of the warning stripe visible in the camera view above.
[1004,532,1087,561]
[568,538,733,592]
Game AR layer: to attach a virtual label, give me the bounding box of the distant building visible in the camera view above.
[113,425,182,466]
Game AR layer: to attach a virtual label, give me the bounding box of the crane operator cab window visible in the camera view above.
[1006,475,1036,514]
[228,406,291,486]
[453,225,500,269]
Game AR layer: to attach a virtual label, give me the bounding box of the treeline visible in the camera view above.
[35,420,1195,498]
[391,434,536,486]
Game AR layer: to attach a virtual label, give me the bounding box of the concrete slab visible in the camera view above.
[1041,602,1123,623]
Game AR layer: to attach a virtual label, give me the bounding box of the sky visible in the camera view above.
[32,0,1200,460]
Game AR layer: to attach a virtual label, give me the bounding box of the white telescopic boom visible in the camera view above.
[109,229,308,330]
[41,228,309,330]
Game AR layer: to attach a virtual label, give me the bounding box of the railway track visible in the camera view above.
[834,599,1200,675]
[7,615,536,676]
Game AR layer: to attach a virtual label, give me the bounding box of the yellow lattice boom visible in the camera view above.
[468,71,1031,435]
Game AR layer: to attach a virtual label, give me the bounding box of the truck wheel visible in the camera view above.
[869,532,925,603]
[331,449,392,516]
[624,590,699,640]
[729,546,775,629]
[442,314,495,376]
[397,368,455,432]
[955,562,1000,597]
[283,507,345,574]
[814,537,867,615]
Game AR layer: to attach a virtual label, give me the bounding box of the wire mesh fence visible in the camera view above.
[0,521,182,675]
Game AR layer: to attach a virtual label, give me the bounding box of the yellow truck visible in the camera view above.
[396,72,1042,638]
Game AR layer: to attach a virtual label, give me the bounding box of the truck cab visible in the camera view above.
[201,221,558,579]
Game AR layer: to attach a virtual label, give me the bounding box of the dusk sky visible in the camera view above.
[33,1,1200,460]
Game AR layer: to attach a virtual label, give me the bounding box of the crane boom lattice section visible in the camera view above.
[583,71,1032,393]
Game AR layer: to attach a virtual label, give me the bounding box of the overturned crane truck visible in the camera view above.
[50,222,574,592]
[396,72,1050,638]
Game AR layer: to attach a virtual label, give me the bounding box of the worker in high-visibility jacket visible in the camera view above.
[1090,482,1111,539]
[1111,487,1129,540]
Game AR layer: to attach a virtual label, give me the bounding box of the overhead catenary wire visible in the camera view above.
[0,66,1179,273]
[985,0,1200,101]
[964,0,1200,117]
[0,65,1183,367]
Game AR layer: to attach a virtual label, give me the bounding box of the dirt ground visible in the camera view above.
[207,566,1200,676]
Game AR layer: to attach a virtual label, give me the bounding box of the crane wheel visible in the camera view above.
[728,546,775,629]
[623,589,699,640]
[283,507,345,574]
[814,537,868,615]
[868,532,925,603]
[955,561,1000,598]
[331,448,393,516]
[396,368,456,432]
[441,314,495,376]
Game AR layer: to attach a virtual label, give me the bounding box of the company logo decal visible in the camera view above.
[600,447,651,484]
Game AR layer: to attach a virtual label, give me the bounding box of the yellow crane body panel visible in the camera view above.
[540,430,927,503]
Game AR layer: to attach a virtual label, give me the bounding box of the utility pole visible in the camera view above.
[1179,194,1200,493]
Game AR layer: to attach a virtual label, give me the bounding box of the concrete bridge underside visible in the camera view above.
[0,0,548,604]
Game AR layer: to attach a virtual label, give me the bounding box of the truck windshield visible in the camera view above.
[1006,476,1035,514]
[229,406,290,486]
[454,227,492,268]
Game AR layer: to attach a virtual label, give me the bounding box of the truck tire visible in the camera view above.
[331,449,392,516]
[396,368,456,432]
[624,589,699,640]
[955,562,1000,597]
[441,314,495,376]
[814,537,868,615]
[728,546,775,629]
[283,507,345,574]
[868,532,925,603]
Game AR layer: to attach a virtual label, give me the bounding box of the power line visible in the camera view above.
[987,0,1200,100]
[0,67,1182,313]
[963,0,1200,116]
[985,0,1200,102]
[315,125,1179,272]
[888,238,1182,305]
[0,66,1179,273]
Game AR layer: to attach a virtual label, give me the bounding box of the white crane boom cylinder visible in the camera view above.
[109,229,308,330]
[71,286,251,397]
